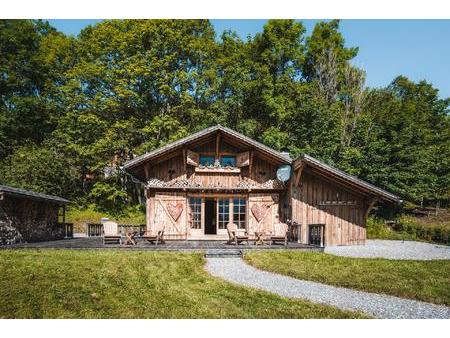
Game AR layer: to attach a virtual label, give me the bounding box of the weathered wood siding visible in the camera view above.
[291,170,369,245]
[146,147,281,189]
[149,154,186,182]
[250,157,278,182]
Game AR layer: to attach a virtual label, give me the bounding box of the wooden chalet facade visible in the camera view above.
[124,125,400,245]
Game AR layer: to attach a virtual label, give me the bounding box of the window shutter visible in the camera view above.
[186,150,199,166]
[236,151,250,167]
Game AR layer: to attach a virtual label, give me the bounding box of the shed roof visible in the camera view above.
[294,154,401,203]
[0,185,70,205]
[123,124,291,171]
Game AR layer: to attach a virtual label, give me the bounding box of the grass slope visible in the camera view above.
[245,251,450,306]
[0,250,365,319]
[66,205,146,232]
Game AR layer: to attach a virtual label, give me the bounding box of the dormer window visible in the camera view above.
[199,155,215,166]
[220,155,236,167]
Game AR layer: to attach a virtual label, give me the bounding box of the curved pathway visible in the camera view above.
[325,240,450,260]
[205,257,450,319]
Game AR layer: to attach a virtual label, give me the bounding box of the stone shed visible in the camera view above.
[0,185,70,245]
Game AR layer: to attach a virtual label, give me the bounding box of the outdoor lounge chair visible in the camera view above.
[226,222,249,245]
[142,229,165,245]
[102,220,121,245]
[268,222,288,246]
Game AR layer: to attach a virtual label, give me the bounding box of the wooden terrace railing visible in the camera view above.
[86,223,146,237]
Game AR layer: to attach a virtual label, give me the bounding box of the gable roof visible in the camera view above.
[123,124,400,203]
[294,154,401,203]
[123,124,291,171]
[0,185,70,205]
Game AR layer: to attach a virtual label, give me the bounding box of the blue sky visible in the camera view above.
[47,19,450,98]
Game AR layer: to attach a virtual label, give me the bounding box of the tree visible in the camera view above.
[0,145,79,198]
[0,19,448,211]
[359,77,449,203]
[0,20,74,158]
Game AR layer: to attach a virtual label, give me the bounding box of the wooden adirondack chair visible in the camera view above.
[142,228,165,245]
[226,223,249,245]
[268,222,288,246]
[103,221,121,245]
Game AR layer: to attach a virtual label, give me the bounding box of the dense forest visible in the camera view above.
[0,19,449,215]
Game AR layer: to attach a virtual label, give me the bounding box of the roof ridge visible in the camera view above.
[124,125,290,170]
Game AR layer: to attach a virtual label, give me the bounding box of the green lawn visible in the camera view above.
[244,251,450,306]
[0,250,365,319]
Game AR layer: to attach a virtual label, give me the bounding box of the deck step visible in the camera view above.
[205,249,243,257]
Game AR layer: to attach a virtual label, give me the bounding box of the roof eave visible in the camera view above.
[0,186,70,205]
[293,154,401,204]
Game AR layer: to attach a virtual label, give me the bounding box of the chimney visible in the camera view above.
[280,151,291,160]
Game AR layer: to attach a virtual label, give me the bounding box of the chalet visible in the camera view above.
[0,185,70,245]
[124,125,400,246]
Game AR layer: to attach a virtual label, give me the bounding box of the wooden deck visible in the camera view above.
[4,238,323,254]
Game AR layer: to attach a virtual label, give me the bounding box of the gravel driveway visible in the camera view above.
[205,257,450,319]
[325,240,450,260]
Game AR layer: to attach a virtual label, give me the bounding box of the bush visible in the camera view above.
[367,216,450,245]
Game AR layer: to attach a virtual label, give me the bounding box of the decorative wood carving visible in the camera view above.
[251,203,271,223]
[166,202,183,222]
[236,151,250,167]
[186,150,199,167]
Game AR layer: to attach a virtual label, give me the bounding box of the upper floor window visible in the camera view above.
[199,155,215,166]
[220,155,236,167]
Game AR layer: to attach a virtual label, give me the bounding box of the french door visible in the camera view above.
[188,195,247,236]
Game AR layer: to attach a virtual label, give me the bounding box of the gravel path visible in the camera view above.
[325,240,450,260]
[205,257,450,319]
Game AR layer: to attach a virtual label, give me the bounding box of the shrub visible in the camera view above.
[367,216,450,245]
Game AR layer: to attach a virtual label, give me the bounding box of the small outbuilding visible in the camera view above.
[0,185,70,245]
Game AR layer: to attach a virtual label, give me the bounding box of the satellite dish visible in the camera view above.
[276,165,292,182]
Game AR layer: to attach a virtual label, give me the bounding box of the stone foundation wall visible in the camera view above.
[0,197,64,245]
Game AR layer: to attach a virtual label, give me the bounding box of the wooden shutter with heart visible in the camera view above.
[248,193,279,235]
[186,150,199,166]
[154,193,187,239]
[236,151,250,167]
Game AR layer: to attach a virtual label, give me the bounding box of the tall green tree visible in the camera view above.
[0,19,448,210]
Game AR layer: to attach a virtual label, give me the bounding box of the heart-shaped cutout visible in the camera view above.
[167,202,183,222]
[251,203,270,223]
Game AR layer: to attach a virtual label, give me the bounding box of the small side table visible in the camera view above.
[254,231,265,246]
[123,231,137,245]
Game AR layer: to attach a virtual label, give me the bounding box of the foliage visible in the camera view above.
[0,250,364,318]
[66,204,145,232]
[0,144,79,198]
[367,216,450,244]
[245,251,450,305]
[88,181,128,213]
[0,19,448,211]
[366,217,416,241]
